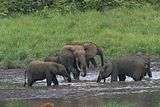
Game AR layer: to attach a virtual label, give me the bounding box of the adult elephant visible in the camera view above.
[97,55,149,82]
[66,42,104,68]
[44,48,81,80]
[83,42,104,67]
[63,44,87,77]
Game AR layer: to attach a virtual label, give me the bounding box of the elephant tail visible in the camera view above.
[97,48,104,66]
[23,69,27,87]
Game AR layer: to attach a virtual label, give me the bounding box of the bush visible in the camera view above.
[49,0,146,13]
[0,0,9,16]
[146,0,160,9]
[0,0,53,15]
[0,0,159,16]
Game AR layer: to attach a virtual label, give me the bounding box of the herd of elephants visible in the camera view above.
[24,42,152,87]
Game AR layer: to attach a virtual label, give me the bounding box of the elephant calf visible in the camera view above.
[24,61,71,87]
[97,55,149,82]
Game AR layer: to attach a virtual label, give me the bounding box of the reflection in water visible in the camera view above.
[1,91,160,107]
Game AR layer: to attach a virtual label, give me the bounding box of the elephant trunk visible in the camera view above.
[97,48,104,66]
[75,58,87,77]
[97,76,101,82]
[81,66,87,77]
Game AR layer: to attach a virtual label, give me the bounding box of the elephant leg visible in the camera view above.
[73,69,80,80]
[63,68,71,82]
[27,76,35,87]
[111,73,118,82]
[65,67,72,81]
[147,70,152,78]
[86,58,90,68]
[90,58,97,68]
[111,67,118,82]
[73,63,80,80]
[27,78,35,87]
[103,78,106,83]
[118,74,126,81]
[46,73,52,86]
[133,77,141,81]
[52,75,59,85]
[140,75,144,81]
[132,75,141,81]
[132,71,143,81]
[147,66,152,78]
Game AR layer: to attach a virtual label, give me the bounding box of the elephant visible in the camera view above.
[83,42,104,67]
[63,44,87,77]
[97,55,149,82]
[66,42,104,68]
[63,42,104,77]
[44,48,81,80]
[24,61,71,87]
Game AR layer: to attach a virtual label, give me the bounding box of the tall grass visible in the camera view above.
[0,4,160,68]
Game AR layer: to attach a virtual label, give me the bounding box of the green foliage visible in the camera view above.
[0,5,160,68]
[0,0,9,16]
[0,0,53,15]
[0,0,160,16]
[53,0,145,13]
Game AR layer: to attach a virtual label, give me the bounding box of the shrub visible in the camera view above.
[0,0,53,15]
[0,0,159,15]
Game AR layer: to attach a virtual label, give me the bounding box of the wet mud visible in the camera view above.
[0,58,160,107]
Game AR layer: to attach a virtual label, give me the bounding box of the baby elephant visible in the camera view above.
[24,61,71,87]
[97,55,148,82]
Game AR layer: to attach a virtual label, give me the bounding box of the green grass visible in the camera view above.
[0,4,160,68]
[104,102,136,107]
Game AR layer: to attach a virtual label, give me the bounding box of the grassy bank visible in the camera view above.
[0,4,160,68]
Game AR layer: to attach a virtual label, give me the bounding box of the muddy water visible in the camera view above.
[0,60,160,107]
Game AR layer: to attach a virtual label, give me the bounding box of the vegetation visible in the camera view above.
[0,1,160,68]
[105,102,136,107]
[0,0,160,16]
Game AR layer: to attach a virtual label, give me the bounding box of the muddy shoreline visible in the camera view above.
[0,58,160,102]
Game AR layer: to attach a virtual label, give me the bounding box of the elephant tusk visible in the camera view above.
[76,59,82,72]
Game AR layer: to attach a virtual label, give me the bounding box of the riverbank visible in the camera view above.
[0,5,160,68]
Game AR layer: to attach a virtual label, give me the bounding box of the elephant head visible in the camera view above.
[83,42,104,66]
[97,61,112,82]
[63,45,87,77]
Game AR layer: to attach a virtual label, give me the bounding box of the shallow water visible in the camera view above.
[0,60,160,107]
